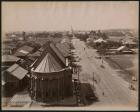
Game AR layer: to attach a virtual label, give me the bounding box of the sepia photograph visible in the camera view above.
[1,1,139,111]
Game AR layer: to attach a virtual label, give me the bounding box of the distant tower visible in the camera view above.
[23,32,26,41]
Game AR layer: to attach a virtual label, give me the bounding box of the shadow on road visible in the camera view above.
[80,83,99,106]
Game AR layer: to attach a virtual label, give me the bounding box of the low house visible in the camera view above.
[106,36,124,48]
[28,50,42,61]
[14,45,34,59]
[86,37,94,44]
[93,38,107,49]
[122,39,138,48]
[2,64,29,97]
[116,46,135,54]
[94,38,107,43]
[2,55,20,71]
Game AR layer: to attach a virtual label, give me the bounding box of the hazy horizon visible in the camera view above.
[2,1,138,32]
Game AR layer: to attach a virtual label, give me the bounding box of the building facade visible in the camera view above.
[30,69,72,102]
[29,42,73,103]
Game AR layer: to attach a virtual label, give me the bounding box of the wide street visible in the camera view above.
[71,36,138,108]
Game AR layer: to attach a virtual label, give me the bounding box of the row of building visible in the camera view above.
[2,36,73,103]
[86,34,138,55]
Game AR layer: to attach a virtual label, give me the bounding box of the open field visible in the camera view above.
[104,54,138,83]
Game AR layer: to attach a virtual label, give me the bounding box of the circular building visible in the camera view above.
[29,49,73,103]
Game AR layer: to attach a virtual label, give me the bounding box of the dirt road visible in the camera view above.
[71,37,138,107]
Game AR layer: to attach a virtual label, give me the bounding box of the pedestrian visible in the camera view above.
[95,80,97,84]
[102,92,104,96]
[102,59,103,64]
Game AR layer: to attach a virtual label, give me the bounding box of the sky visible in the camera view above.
[2,1,139,32]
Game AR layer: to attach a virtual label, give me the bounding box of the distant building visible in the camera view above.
[122,39,138,48]
[86,37,94,44]
[61,37,70,44]
[14,45,34,59]
[29,41,73,103]
[28,50,42,61]
[2,55,20,71]
[94,38,107,43]
[2,39,16,55]
[116,46,135,54]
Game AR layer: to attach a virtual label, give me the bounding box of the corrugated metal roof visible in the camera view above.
[2,55,20,62]
[34,52,62,73]
[6,64,28,80]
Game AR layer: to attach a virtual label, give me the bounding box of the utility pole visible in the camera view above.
[77,66,80,81]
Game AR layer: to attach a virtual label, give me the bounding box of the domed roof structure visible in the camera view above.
[30,42,73,103]
[33,52,62,73]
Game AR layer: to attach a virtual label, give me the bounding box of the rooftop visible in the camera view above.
[117,46,130,51]
[28,51,42,57]
[6,64,28,80]
[94,38,107,43]
[56,43,70,57]
[33,52,63,73]
[14,45,34,57]
[2,55,20,63]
